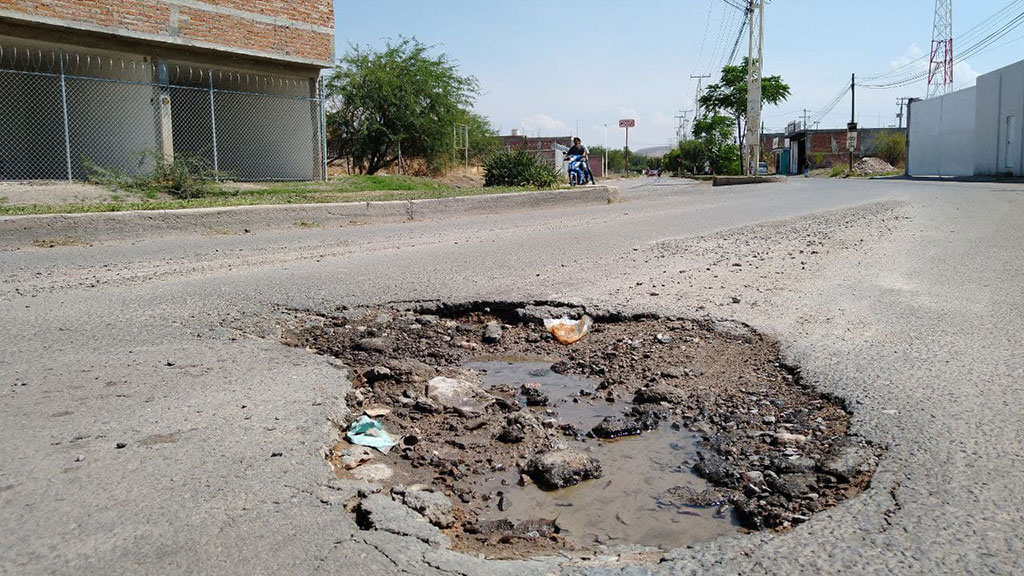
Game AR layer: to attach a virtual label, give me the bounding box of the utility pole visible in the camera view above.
[675,110,692,142]
[690,74,711,119]
[896,97,911,128]
[848,73,857,173]
[743,0,765,176]
[801,109,810,130]
[927,0,954,98]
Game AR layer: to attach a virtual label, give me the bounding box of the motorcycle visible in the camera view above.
[564,154,591,186]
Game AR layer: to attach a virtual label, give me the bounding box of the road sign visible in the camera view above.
[846,132,858,152]
[619,119,636,128]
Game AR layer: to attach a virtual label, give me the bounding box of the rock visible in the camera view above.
[660,366,688,379]
[693,455,738,488]
[767,473,817,499]
[522,387,549,407]
[351,463,394,482]
[355,494,450,547]
[524,448,602,489]
[741,470,766,487]
[773,432,808,446]
[821,444,877,482]
[590,413,659,439]
[497,412,541,444]
[339,446,375,470]
[355,338,392,353]
[771,455,817,474]
[482,321,503,343]
[633,383,687,405]
[384,359,437,383]
[425,377,493,415]
[363,366,393,383]
[363,407,391,418]
[415,314,440,326]
[655,333,672,344]
[403,489,455,528]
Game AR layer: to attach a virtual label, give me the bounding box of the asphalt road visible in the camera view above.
[1,177,1022,575]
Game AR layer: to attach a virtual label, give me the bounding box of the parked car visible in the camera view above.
[758,162,769,175]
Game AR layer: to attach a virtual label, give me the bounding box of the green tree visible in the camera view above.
[327,37,479,174]
[677,140,709,175]
[693,115,741,175]
[699,58,791,165]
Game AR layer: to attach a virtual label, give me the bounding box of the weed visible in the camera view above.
[85,152,220,199]
[829,165,848,178]
[294,220,323,229]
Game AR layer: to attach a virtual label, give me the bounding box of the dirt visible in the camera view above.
[0,180,121,206]
[280,302,881,558]
[852,157,898,175]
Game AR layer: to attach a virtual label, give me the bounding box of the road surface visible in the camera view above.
[1,177,1022,575]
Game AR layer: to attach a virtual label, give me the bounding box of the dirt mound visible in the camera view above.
[853,157,897,175]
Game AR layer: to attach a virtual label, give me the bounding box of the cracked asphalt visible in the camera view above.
[1,177,1022,575]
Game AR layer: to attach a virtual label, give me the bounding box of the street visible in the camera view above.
[1,177,1022,575]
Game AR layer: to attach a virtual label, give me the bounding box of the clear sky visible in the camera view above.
[334,1,1024,149]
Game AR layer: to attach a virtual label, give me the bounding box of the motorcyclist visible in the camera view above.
[566,137,596,184]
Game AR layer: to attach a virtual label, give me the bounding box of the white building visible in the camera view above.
[908,58,1024,177]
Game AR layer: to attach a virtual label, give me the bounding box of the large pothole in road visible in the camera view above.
[280,302,880,559]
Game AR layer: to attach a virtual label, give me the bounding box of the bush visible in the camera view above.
[869,130,907,167]
[483,150,561,188]
[86,152,219,199]
[829,164,848,178]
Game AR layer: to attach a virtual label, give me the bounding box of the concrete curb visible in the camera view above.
[0,185,620,249]
[712,176,786,187]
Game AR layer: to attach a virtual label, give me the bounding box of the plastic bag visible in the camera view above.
[543,315,593,345]
[346,415,396,453]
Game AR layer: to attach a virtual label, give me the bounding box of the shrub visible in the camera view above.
[483,150,561,188]
[86,152,219,199]
[829,164,848,178]
[869,130,907,167]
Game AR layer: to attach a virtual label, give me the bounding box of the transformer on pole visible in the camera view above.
[744,0,765,176]
[927,0,954,98]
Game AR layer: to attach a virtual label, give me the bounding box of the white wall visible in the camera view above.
[908,87,977,177]
[975,60,1024,176]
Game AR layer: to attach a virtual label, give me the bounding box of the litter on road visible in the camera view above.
[543,315,593,344]
[346,416,396,453]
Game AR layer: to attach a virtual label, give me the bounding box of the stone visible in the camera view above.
[633,383,688,405]
[363,366,393,383]
[655,485,726,508]
[403,489,455,528]
[767,473,817,499]
[497,412,541,444]
[661,366,688,379]
[355,338,392,353]
[355,494,449,547]
[425,377,493,415]
[339,446,375,470]
[383,359,437,383]
[351,463,394,482]
[415,314,440,326]
[482,321,503,343]
[771,455,817,474]
[773,432,808,446]
[655,333,672,344]
[522,387,549,407]
[363,407,391,418]
[524,448,602,489]
[821,444,878,482]
[590,413,659,439]
[693,455,738,488]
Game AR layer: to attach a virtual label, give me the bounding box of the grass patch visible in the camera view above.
[0,196,8,204]
[294,220,323,229]
[828,165,848,178]
[0,174,542,216]
[32,236,89,248]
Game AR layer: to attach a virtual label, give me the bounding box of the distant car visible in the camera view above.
[757,162,769,175]
[647,168,659,177]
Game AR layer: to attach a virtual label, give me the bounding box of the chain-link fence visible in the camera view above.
[0,45,327,182]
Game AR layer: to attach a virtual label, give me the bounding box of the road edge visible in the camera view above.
[0,185,621,249]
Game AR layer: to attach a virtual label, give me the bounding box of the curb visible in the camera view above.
[0,186,620,249]
[712,176,786,187]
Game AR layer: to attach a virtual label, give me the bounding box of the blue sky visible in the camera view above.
[334,1,1024,149]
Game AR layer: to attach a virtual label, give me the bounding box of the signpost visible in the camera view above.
[847,121,858,172]
[619,119,635,174]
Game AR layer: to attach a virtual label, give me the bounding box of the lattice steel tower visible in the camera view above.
[927,0,954,98]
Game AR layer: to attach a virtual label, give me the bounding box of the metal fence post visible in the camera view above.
[59,53,73,181]
[320,76,328,181]
[208,71,219,180]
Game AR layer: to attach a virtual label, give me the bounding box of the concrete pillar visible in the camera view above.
[154,60,174,162]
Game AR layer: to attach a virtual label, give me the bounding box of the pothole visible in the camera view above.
[280,302,881,559]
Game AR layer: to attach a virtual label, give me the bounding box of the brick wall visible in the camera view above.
[0,0,334,66]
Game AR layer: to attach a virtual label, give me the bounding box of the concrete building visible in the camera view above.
[0,1,335,181]
[907,58,1024,177]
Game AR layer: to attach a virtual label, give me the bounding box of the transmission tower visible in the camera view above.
[744,0,765,176]
[927,0,953,98]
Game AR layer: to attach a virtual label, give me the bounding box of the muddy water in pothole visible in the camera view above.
[464,360,740,549]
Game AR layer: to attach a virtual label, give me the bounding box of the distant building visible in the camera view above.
[0,1,335,181]
[762,126,906,175]
[907,58,1024,177]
